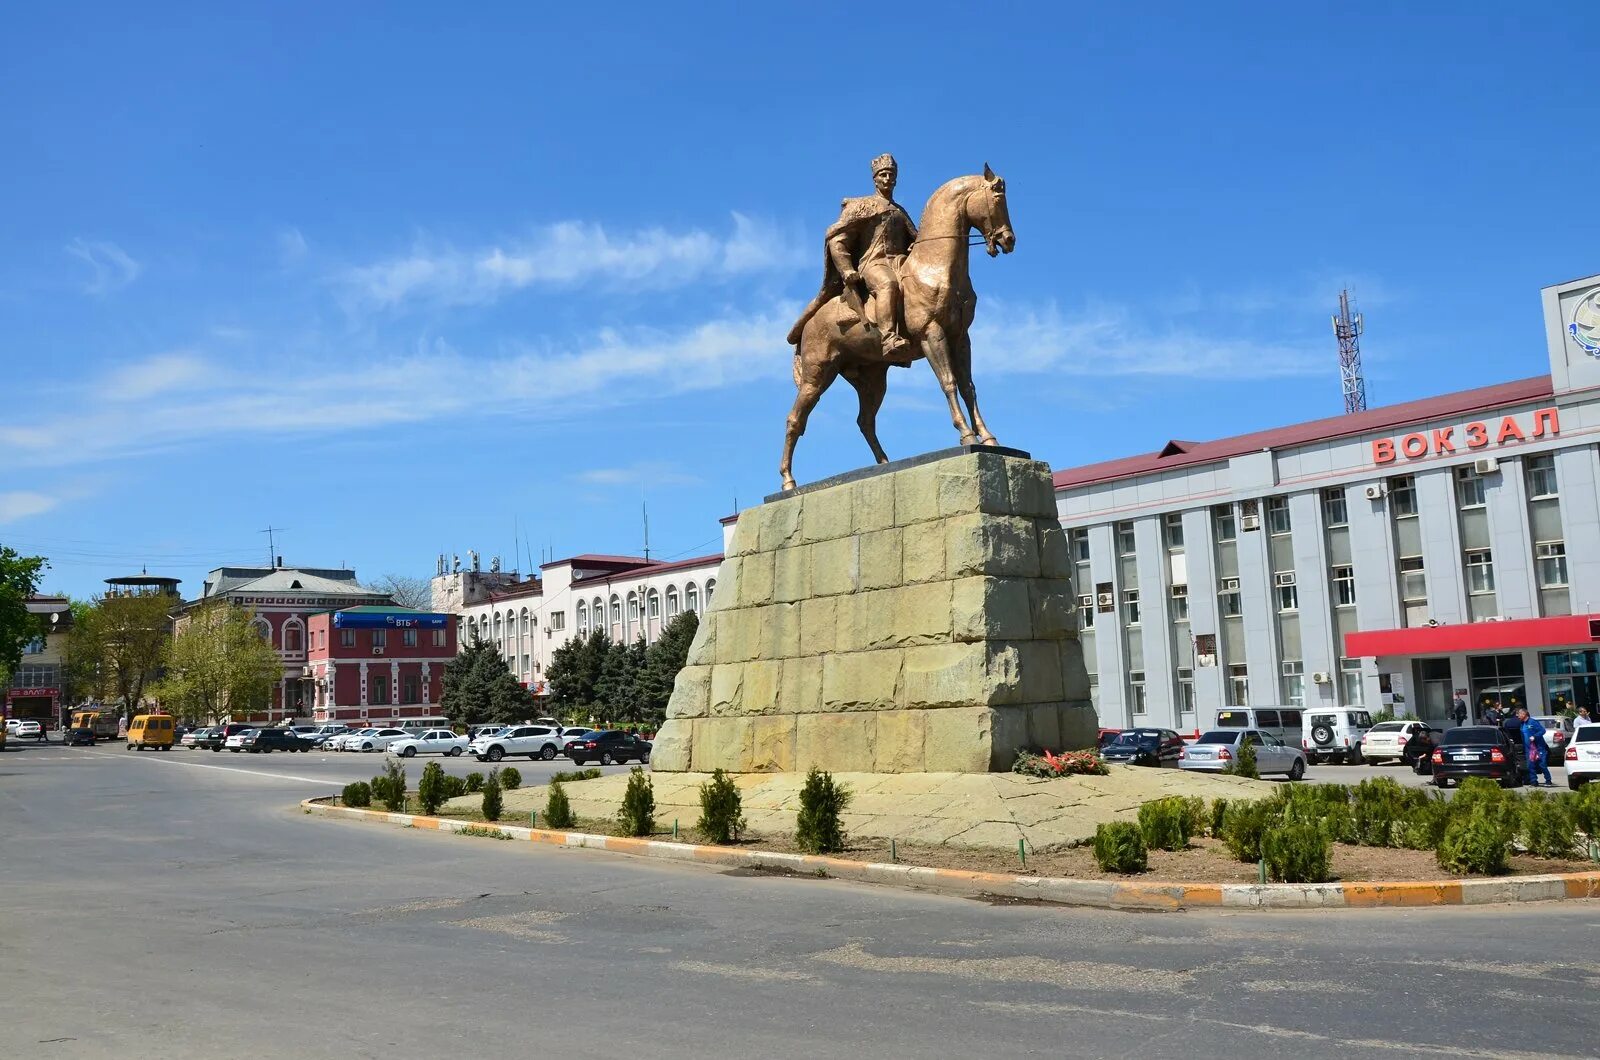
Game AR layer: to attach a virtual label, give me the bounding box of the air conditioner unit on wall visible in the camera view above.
[1273,572,1297,587]
[372,647,384,656]
[1240,514,1261,531]
[1474,457,1501,475]
[1364,484,1386,500]
[1312,671,1331,684]
[1095,592,1114,608]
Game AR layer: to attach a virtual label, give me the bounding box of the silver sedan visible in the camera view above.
[1180,729,1306,780]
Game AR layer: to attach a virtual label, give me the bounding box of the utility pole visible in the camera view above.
[642,501,651,562]
[1332,289,1368,414]
[260,526,287,568]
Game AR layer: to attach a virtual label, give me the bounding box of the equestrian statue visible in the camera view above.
[780,153,1015,491]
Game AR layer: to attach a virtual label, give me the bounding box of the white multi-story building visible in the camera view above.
[1053,271,1600,730]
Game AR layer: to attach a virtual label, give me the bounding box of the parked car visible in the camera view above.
[329,728,379,751]
[387,729,468,758]
[202,723,257,751]
[310,724,350,745]
[1179,729,1306,779]
[1565,723,1600,789]
[565,730,652,766]
[224,728,310,753]
[1431,725,1525,788]
[1214,706,1305,747]
[1530,715,1573,761]
[469,725,507,741]
[1096,728,1123,749]
[1359,721,1435,766]
[13,720,44,741]
[63,726,96,746]
[3,718,18,734]
[1301,708,1374,764]
[470,724,566,762]
[179,727,211,748]
[1100,728,1184,767]
[345,727,412,753]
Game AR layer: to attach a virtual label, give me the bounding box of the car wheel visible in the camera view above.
[1305,754,1320,766]
[571,757,585,767]
[401,747,416,758]
[1310,724,1334,746]
[449,747,463,757]
[487,746,504,762]
[641,752,650,765]
[601,752,615,765]
[212,746,221,752]
[541,745,557,760]
[1348,747,1364,765]
[128,743,136,751]
[1288,758,1305,781]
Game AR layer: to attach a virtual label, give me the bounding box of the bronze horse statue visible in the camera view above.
[780,165,1015,491]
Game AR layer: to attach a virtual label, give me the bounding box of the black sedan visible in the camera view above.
[1430,726,1525,788]
[63,727,97,746]
[565,730,651,766]
[1100,728,1185,767]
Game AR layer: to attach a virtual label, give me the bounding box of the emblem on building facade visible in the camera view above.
[1571,286,1600,357]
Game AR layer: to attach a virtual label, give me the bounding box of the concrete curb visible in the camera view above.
[301,798,1600,911]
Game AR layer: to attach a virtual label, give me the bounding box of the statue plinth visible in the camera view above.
[650,448,1097,774]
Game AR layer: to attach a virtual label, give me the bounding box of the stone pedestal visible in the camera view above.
[650,447,1097,773]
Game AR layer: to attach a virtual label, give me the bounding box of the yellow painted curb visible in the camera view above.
[299,797,1600,912]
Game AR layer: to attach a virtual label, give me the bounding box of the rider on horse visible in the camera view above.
[786,153,918,360]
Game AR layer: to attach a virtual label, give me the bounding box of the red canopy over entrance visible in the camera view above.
[1345,614,1600,657]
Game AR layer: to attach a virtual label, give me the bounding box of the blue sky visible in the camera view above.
[3,3,1596,601]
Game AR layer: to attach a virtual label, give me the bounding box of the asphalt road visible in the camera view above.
[2,741,1597,1060]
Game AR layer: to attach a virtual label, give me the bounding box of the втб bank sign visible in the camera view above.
[1372,407,1561,465]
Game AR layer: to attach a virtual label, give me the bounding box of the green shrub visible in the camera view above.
[1437,804,1513,876]
[1571,784,1600,848]
[480,769,503,822]
[1451,776,1515,824]
[544,777,575,829]
[1352,777,1410,847]
[618,767,655,837]
[1137,797,1191,852]
[1261,821,1332,883]
[1396,792,1451,850]
[796,768,852,854]
[372,759,406,811]
[1092,821,1148,874]
[1226,739,1259,779]
[500,766,522,791]
[550,768,603,784]
[697,768,746,844]
[1208,797,1229,838]
[438,774,468,801]
[1181,796,1207,841]
[1520,791,1575,859]
[465,771,485,794]
[1221,799,1275,863]
[341,780,372,808]
[458,824,512,840]
[417,762,447,815]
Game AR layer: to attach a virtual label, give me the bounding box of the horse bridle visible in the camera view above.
[911,182,1009,251]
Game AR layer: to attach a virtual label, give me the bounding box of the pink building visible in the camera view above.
[305,606,457,725]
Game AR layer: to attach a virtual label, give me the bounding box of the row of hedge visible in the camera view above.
[340,761,524,818]
[1093,778,1600,881]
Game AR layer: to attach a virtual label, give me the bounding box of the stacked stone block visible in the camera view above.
[650,450,1097,773]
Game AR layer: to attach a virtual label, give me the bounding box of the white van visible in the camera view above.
[1213,707,1304,746]
[1302,708,1375,764]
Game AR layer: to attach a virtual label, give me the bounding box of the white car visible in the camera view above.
[223,728,259,751]
[560,726,590,749]
[1179,729,1307,779]
[469,724,565,763]
[1566,723,1600,789]
[387,729,468,758]
[13,720,44,740]
[1360,720,1434,766]
[332,728,380,751]
[347,727,412,753]
[4,718,19,734]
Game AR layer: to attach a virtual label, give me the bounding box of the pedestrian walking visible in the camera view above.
[1519,707,1553,787]
[1452,695,1468,727]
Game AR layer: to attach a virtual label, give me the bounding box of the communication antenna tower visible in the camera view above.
[1332,289,1368,414]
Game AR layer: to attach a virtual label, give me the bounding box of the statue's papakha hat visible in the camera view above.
[870,153,898,175]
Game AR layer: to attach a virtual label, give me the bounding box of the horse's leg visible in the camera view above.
[779,330,840,491]
[919,322,978,446]
[951,326,997,446]
[846,362,891,465]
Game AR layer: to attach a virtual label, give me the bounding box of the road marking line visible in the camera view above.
[82,749,334,785]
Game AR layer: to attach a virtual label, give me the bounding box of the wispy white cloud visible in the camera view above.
[0,491,61,524]
[574,462,703,489]
[340,213,804,310]
[97,351,214,400]
[66,238,142,295]
[278,227,309,265]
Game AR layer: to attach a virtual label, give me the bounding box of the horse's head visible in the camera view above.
[971,163,1015,257]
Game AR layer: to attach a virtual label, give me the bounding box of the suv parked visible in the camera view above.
[1213,707,1304,746]
[470,725,565,762]
[1302,709,1374,764]
[200,723,255,751]
[564,730,652,766]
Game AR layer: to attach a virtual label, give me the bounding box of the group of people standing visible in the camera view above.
[1467,695,1583,788]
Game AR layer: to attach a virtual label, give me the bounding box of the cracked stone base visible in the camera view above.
[651,449,1097,773]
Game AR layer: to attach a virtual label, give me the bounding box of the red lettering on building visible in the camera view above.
[1532,407,1560,437]
[1496,416,1526,445]
[1372,407,1560,466]
[1464,422,1489,449]
[1400,433,1428,459]
[1431,428,1455,454]
[1372,438,1396,464]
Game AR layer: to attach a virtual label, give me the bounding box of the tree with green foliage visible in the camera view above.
[637,610,698,724]
[149,602,280,721]
[0,546,49,689]
[546,628,610,714]
[65,591,172,718]
[593,637,646,725]
[440,635,536,726]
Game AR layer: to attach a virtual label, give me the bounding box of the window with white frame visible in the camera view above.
[1176,667,1195,716]
[550,611,566,631]
[1535,541,1568,588]
[1273,571,1298,612]
[432,629,446,647]
[1266,496,1291,535]
[1068,527,1090,563]
[1330,564,1356,607]
[576,602,588,633]
[1454,465,1486,508]
[666,587,680,619]
[1123,589,1141,626]
[1227,664,1249,706]
[1218,577,1242,617]
[685,584,700,613]
[1078,594,1095,628]
[1398,556,1427,602]
[1170,583,1189,621]
[402,629,417,647]
[1162,512,1184,550]
[1464,549,1495,595]
[341,628,355,647]
[1526,454,1558,499]
[647,592,660,620]
[705,578,717,601]
[1389,475,1418,517]
[1339,657,1364,706]
[372,628,387,648]
[1213,503,1236,542]
[1281,661,1305,707]
[1322,487,1348,527]
[1116,521,1136,556]
[1128,670,1147,716]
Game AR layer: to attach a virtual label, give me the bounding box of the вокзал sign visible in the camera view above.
[1372,406,1560,465]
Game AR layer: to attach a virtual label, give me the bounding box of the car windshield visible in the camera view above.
[1441,728,1498,746]
[1368,722,1404,733]
[1109,733,1157,748]
[240,729,259,737]
[1195,732,1236,745]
